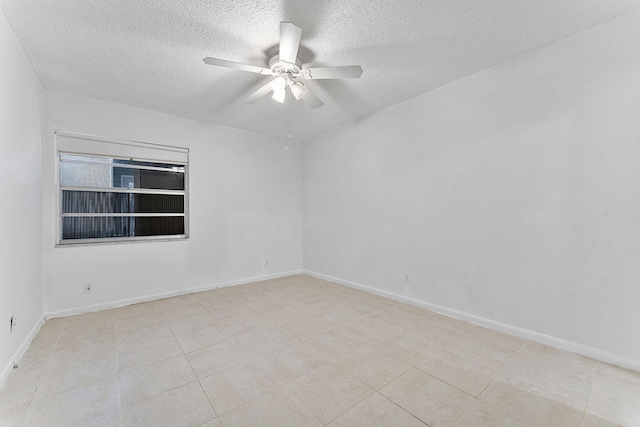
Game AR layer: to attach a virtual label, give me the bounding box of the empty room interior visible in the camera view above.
[2,1,640,426]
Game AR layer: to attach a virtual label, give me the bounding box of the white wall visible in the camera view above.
[43,92,303,314]
[0,9,44,382]
[304,10,640,365]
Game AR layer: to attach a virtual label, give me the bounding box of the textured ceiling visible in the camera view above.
[2,0,639,141]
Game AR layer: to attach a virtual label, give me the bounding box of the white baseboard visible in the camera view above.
[44,269,304,319]
[303,269,640,372]
[1,314,46,389]
[30,267,640,373]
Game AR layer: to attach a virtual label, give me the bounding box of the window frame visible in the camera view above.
[55,131,190,246]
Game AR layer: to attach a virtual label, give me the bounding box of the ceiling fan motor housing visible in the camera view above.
[269,55,303,78]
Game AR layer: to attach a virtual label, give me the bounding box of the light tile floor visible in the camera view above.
[1,274,639,426]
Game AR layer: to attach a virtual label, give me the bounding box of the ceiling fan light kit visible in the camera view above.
[272,88,286,103]
[203,22,363,110]
[290,82,306,101]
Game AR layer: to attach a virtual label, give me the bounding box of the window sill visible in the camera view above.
[55,235,188,248]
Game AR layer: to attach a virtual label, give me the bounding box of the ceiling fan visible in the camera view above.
[203,22,363,109]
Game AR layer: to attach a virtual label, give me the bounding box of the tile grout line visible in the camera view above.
[580,361,599,424]
[375,391,430,427]
[124,302,220,424]
[170,300,221,422]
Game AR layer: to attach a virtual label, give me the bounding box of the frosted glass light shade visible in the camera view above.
[272,88,286,103]
[271,76,287,91]
[290,82,306,100]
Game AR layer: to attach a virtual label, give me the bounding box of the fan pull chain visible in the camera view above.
[285,86,292,138]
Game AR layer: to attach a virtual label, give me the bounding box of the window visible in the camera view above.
[56,132,188,245]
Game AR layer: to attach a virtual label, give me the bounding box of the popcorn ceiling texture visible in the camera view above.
[1,0,639,140]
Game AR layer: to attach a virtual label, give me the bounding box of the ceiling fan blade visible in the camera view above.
[243,81,274,104]
[203,57,271,75]
[302,66,363,79]
[300,85,324,109]
[279,22,302,65]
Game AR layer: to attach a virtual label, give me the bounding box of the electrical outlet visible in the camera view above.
[263,260,269,268]
[83,282,92,293]
[403,272,412,284]
[10,315,17,333]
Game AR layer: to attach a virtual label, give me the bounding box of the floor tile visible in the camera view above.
[175,322,233,353]
[340,316,403,344]
[11,347,51,378]
[264,341,327,383]
[56,323,116,348]
[79,409,120,427]
[379,368,474,427]
[479,372,585,426]
[313,306,369,326]
[373,332,438,366]
[261,305,312,326]
[62,309,115,327]
[595,362,640,393]
[289,297,340,315]
[445,326,525,364]
[513,341,598,375]
[23,378,119,426]
[581,413,628,427]
[48,336,118,367]
[186,340,249,378]
[36,317,67,337]
[452,398,530,426]
[336,345,410,390]
[114,301,159,320]
[222,314,276,339]
[0,371,41,412]
[118,335,183,372]
[116,311,167,333]
[327,392,426,427]
[365,308,426,328]
[0,402,28,426]
[168,312,221,335]
[415,349,503,396]
[24,337,60,359]
[65,308,115,323]
[121,381,215,427]
[219,386,322,427]
[199,293,243,311]
[200,359,280,415]
[386,302,433,321]
[288,363,373,424]
[279,290,321,305]
[116,322,173,350]
[280,319,335,340]
[207,303,256,321]
[347,300,389,316]
[404,315,470,347]
[236,325,299,356]
[119,355,196,403]
[243,296,288,313]
[303,329,364,362]
[506,354,593,407]
[586,376,640,426]
[158,301,208,320]
[34,353,117,400]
